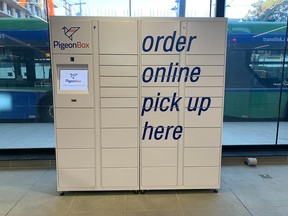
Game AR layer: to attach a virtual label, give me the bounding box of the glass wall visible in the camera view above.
[0,1,52,149]
[223,0,288,145]
[0,0,287,149]
[186,0,216,17]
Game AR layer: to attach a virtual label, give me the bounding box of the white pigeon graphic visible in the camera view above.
[62,26,80,41]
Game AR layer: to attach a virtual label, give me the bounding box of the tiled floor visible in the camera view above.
[1,164,288,216]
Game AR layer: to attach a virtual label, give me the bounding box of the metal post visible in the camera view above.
[178,0,186,17]
[216,0,225,17]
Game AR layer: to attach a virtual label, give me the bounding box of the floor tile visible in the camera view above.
[0,169,46,186]
[250,206,288,216]
[1,165,288,216]
[182,207,251,216]
[124,210,183,216]
[68,192,126,213]
[177,191,241,210]
[0,186,29,216]
[226,179,288,208]
[7,188,73,216]
[126,191,181,211]
[67,211,124,216]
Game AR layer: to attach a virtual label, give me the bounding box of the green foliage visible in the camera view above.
[243,0,288,22]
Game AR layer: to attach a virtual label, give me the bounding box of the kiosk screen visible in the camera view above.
[59,69,88,91]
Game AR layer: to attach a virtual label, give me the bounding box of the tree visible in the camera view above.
[243,0,288,22]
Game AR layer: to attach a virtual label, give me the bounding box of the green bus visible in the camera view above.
[225,22,288,121]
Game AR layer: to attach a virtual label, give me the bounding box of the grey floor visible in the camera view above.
[0,122,287,149]
[1,164,288,216]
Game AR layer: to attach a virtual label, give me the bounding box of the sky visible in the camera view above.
[56,0,259,19]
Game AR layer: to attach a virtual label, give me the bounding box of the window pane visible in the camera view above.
[132,0,176,17]
[278,27,288,145]
[223,0,288,145]
[0,15,54,149]
[54,0,178,17]
[186,0,216,17]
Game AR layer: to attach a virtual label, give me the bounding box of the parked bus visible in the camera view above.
[226,22,288,121]
[0,19,287,122]
[0,18,53,122]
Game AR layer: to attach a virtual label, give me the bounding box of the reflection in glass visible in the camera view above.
[0,18,52,123]
[277,15,288,145]
[223,0,288,145]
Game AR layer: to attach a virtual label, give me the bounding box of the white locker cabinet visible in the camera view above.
[142,55,180,65]
[101,108,138,128]
[57,129,95,149]
[186,55,225,66]
[186,21,227,55]
[102,149,138,168]
[99,21,138,54]
[50,17,227,193]
[184,128,221,148]
[101,88,138,97]
[100,66,138,76]
[184,167,220,187]
[58,169,95,188]
[142,148,178,167]
[100,55,138,65]
[58,149,95,168]
[102,168,138,188]
[102,129,138,148]
[142,87,179,97]
[184,98,223,108]
[55,108,94,129]
[185,87,223,97]
[100,77,138,87]
[141,167,178,187]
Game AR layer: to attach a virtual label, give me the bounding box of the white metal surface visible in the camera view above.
[50,16,227,192]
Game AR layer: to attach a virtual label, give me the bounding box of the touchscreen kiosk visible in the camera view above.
[59,69,88,91]
[52,55,94,108]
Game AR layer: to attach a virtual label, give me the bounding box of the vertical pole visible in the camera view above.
[275,15,288,146]
[216,0,225,17]
[209,0,212,17]
[79,0,82,16]
[129,0,131,17]
[178,0,186,17]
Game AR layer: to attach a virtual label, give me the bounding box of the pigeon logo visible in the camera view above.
[53,26,90,50]
[70,73,78,79]
[62,26,80,41]
[65,73,81,84]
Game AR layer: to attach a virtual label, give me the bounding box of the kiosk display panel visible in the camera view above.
[59,69,88,91]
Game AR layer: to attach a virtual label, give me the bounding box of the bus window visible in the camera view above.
[0,53,15,79]
[21,63,27,79]
[0,62,15,79]
[248,50,286,88]
[35,61,51,80]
